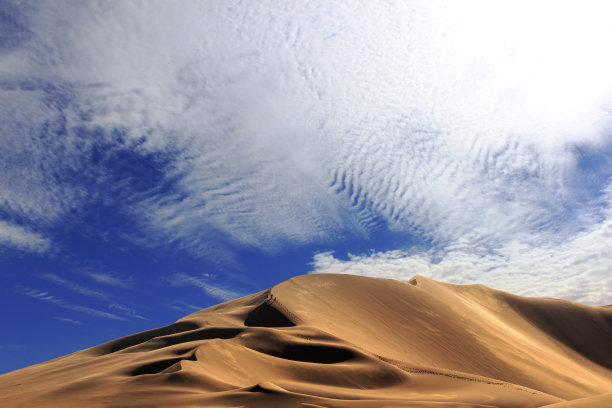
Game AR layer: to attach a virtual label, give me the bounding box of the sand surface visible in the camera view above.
[1,274,611,407]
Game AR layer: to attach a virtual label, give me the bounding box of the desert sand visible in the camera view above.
[1,273,611,407]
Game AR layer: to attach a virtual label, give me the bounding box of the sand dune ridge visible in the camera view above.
[1,274,611,407]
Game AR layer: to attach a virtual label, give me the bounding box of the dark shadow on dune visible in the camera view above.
[159,328,244,347]
[267,344,355,364]
[106,322,201,353]
[505,297,612,370]
[249,384,277,393]
[132,353,197,376]
[245,303,295,327]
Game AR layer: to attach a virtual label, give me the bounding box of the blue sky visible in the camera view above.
[2,0,612,374]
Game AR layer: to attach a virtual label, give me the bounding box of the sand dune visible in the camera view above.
[1,274,611,407]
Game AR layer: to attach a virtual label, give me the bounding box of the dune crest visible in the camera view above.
[1,273,611,407]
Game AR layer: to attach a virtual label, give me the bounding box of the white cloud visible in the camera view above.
[3,1,612,299]
[311,213,612,305]
[0,220,50,253]
[170,273,242,302]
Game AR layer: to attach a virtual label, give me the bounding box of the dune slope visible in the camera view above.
[1,274,611,407]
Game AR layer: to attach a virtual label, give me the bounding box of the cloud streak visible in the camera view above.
[168,300,204,314]
[0,220,50,253]
[43,274,108,300]
[84,272,131,288]
[20,287,125,321]
[53,317,83,325]
[108,303,147,321]
[170,273,242,302]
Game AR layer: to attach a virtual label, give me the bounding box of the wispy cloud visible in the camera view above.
[53,317,83,325]
[43,274,108,300]
[108,303,147,320]
[169,300,203,314]
[22,288,63,305]
[36,274,147,320]
[66,304,125,321]
[0,220,50,253]
[83,272,130,288]
[170,273,242,302]
[19,287,125,321]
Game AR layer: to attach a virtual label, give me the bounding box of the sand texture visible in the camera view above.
[1,274,611,407]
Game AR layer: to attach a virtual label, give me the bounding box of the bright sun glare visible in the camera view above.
[439,1,612,144]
